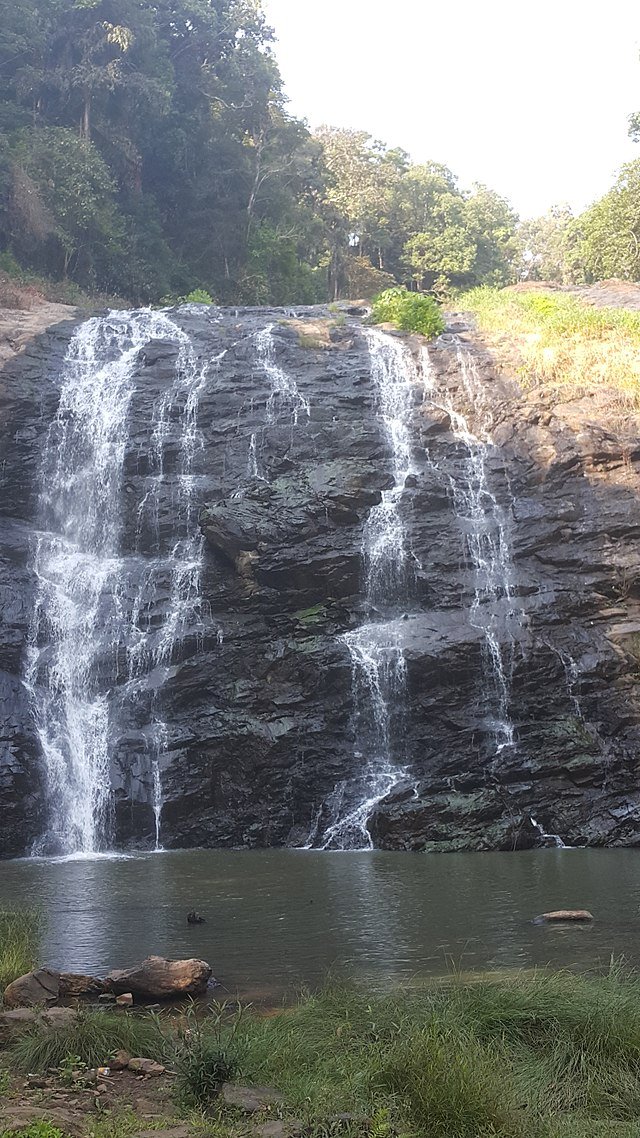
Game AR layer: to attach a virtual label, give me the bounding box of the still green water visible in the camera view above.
[1,849,638,1001]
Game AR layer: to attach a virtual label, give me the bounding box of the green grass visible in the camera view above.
[9,1008,170,1072]
[0,908,42,993]
[0,1126,65,1138]
[187,971,640,1137]
[464,286,640,409]
[7,972,640,1137]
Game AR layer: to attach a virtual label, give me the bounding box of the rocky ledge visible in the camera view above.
[0,302,639,853]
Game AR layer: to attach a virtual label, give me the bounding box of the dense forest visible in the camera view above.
[0,0,639,304]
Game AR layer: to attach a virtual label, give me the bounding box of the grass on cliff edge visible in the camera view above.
[465,286,640,411]
[0,908,41,993]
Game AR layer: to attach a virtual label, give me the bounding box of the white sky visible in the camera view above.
[261,0,640,219]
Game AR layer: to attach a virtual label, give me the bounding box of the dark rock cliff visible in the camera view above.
[1,303,639,856]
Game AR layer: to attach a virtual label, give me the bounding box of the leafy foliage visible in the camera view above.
[173,1000,243,1109]
[371,287,445,338]
[0,2,523,304]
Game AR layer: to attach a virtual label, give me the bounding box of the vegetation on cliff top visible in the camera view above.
[465,286,640,410]
[0,0,518,306]
[370,287,445,338]
[1,2,639,306]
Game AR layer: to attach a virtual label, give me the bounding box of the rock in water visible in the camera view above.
[537,910,594,923]
[3,968,60,1007]
[105,955,212,999]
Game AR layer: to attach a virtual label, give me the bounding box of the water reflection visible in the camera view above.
[0,849,637,1001]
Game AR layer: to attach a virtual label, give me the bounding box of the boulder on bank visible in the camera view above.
[105,955,212,999]
[3,968,107,1007]
[59,972,106,997]
[3,968,60,1007]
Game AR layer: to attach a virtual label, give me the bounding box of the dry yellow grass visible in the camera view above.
[465,287,640,412]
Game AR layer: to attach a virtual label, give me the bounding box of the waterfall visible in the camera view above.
[25,308,210,856]
[311,328,418,849]
[421,343,519,752]
[245,323,311,479]
[257,322,310,426]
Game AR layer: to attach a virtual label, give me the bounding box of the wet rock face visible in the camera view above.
[368,334,640,850]
[1,305,640,855]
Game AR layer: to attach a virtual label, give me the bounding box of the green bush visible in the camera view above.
[0,252,22,277]
[9,1009,169,1072]
[0,908,42,993]
[174,1033,237,1109]
[182,289,216,305]
[370,286,445,338]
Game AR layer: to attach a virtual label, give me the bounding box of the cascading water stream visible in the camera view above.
[244,323,311,480]
[26,308,211,856]
[311,328,418,849]
[420,342,519,752]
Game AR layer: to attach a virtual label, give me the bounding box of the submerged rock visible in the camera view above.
[536,910,594,923]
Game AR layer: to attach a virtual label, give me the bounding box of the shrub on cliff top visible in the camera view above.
[370,286,445,338]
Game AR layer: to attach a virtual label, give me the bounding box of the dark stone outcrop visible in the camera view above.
[3,968,60,1007]
[1,303,640,854]
[104,955,212,998]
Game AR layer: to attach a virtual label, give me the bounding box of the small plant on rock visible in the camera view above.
[57,1053,85,1086]
[182,289,215,305]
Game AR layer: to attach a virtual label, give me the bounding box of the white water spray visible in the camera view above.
[421,343,518,751]
[26,309,211,855]
[314,328,418,849]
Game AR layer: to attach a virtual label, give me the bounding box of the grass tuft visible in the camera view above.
[9,1009,170,1072]
[0,907,42,993]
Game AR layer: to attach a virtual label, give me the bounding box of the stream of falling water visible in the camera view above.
[25,309,210,856]
[421,343,518,752]
[311,328,418,849]
[246,323,310,479]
